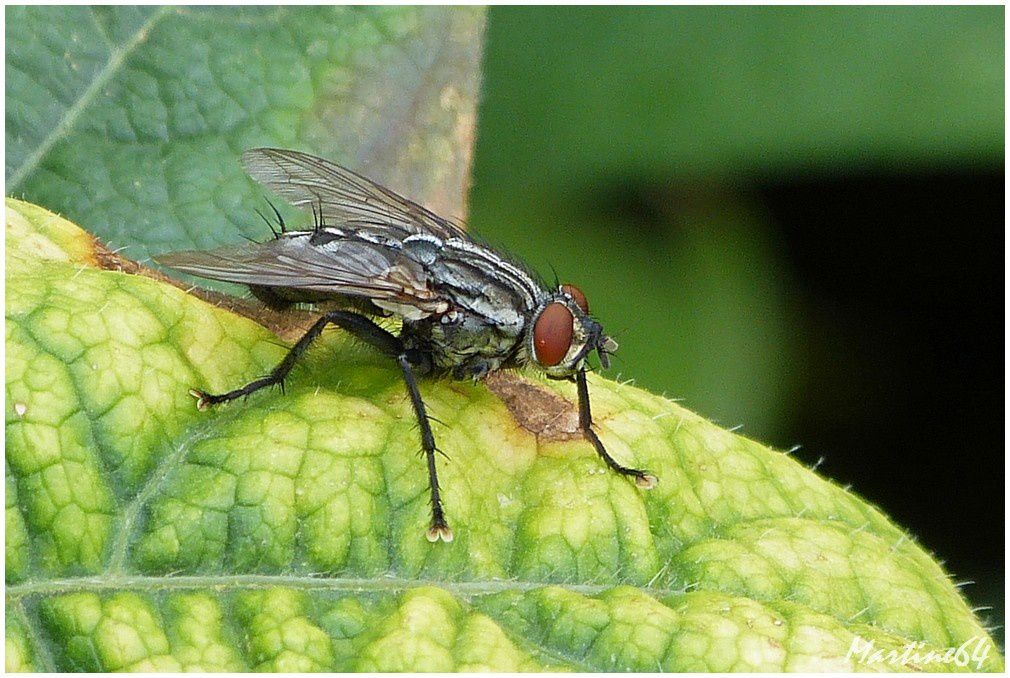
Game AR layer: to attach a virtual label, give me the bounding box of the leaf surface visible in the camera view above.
[5,199,1002,671]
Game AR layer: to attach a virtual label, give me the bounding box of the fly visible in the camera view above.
[155,148,657,543]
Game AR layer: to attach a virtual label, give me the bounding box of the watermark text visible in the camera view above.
[846,635,993,671]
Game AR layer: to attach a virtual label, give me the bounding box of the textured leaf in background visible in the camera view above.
[5,200,1002,671]
[6,5,483,261]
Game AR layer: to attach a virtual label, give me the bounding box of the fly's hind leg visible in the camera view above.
[191,310,453,542]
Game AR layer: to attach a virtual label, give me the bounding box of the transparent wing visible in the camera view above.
[242,147,469,241]
[155,233,448,315]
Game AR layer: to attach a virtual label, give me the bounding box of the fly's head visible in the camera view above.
[527,284,619,378]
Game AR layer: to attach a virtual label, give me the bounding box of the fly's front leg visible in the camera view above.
[576,368,658,489]
[398,351,453,543]
[190,310,401,409]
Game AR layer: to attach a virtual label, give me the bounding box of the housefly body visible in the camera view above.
[156,148,657,543]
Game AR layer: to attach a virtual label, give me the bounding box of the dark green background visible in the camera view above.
[469,6,1003,643]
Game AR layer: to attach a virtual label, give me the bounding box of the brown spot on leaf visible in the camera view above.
[484,371,581,442]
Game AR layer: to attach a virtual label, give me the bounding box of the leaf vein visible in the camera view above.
[7,6,174,191]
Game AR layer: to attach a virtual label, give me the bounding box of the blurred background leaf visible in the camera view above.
[6,5,484,257]
[472,6,1001,185]
[6,4,1003,645]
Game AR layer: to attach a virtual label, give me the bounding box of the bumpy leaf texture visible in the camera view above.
[5,201,1002,671]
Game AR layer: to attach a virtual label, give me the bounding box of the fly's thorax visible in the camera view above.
[396,233,547,373]
[403,307,519,374]
[526,284,616,377]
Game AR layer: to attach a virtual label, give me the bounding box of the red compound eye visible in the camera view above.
[533,302,574,367]
[561,284,589,313]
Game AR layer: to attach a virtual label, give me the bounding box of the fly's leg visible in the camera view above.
[575,368,658,489]
[191,310,454,542]
[190,310,400,408]
[398,352,453,543]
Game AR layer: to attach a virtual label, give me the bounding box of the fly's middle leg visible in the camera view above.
[575,368,658,489]
[398,352,453,543]
[190,309,453,541]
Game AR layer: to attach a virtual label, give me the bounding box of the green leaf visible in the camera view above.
[6,6,483,260]
[6,199,1002,671]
